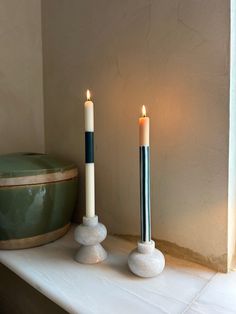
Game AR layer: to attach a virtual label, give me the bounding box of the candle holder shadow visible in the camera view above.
[74,215,107,264]
[128,240,165,278]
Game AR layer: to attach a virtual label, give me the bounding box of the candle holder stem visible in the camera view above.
[74,215,107,264]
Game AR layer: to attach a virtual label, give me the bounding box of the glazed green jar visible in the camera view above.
[0,153,78,249]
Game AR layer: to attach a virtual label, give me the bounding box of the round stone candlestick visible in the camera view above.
[74,215,107,264]
[128,240,165,278]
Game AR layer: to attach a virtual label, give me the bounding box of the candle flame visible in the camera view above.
[86,89,91,101]
[142,105,146,117]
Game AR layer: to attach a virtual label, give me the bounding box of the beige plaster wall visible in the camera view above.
[0,0,44,154]
[42,0,230,269]
[228,0,236,269]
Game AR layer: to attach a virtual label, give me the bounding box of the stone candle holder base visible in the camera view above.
[128,240,165,278]
[74,215,107,264]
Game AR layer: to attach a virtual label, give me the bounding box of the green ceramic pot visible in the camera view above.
[0,153,78,249]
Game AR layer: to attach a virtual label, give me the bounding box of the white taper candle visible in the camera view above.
[139,105,151,242]
[84,90,95,218]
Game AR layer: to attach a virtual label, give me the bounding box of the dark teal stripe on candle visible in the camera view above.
[85,132,94,163]
[140,146,151,242]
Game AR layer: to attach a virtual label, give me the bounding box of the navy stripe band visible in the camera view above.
[85,132,94,163]
[140,146,151,242]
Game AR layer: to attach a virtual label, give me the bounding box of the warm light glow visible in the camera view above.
[86,89,91,101]
[142,105,147,117]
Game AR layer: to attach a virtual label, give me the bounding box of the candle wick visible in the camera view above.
[142,105,147,117]
[86,89,91,101]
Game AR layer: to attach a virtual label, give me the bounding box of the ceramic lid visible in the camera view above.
[0,153,77,178]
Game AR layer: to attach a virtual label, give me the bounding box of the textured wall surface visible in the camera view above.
[42,0,230,266]
[228,0,236,269]
[0,0,44,154]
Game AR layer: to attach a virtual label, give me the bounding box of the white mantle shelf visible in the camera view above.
[1,225,236,314]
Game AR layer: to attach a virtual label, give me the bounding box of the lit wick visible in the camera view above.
[142,105,147,117]
[86,89,91,101]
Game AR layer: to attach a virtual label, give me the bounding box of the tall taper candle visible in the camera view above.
[139,105,151,242]
[84,90,95,218]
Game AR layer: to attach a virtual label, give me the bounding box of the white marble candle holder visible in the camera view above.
[128,240,165,278]
[74,215,107,264]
